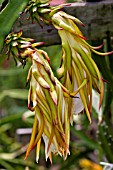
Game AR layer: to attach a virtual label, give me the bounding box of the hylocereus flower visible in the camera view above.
[5,31,79,162]
[26,49,73,162]
[51,11,113,123]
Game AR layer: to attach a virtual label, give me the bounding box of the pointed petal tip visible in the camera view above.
[82,24,85,27]
[58,27,64,30]
[47,57,50,63]
[80,23,85,27]
[27,105,35,112]
[92,49,113,56]
[88,116,92,124]
[102,50,113,56]
[49,158,52,164]
[24,153,28,160]
[108,51,113,55]
[86,110,92,124]
[36,157,39,164]
[99,102,102,111]
[82,36,87,41]
[51,97,57,105]
[93,42,104,50]
[19,30,22,34]
[52,97,58,106]
[101,78,110,84]
[99,94,104,111]
[77,34,87,41]
[39,42,45,46]
[62,3,71,7]
[98,116,103,124]
[32,42,45,48]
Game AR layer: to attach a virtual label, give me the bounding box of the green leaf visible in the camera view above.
[0,112,23,126]
[0,0,29,52]
[7,158,36,168]
[0,159,15,170]
[0,0,5,5]
[0,89,28,102]
[0,68,27,76]
[0,123,12,133]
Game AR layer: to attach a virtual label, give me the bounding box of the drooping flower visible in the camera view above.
[4,31,78,162]
[51,11,113,123]
[25,49,73,162]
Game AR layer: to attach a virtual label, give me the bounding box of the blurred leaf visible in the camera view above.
[0,68,28,76]
[0,112,23,125]
[0,0,5,6]
[7,158,37,168]
[102,84,112,116]
[0,0,9,14]
[0,132,13,145]
[0,145,28,160]
[0,152,17,160]
[0,159,15,170]
[98,125,113,163]
[0,0,29,52]
[0,123,12,132]
[0,89,28,102]
[71,126,98,149]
